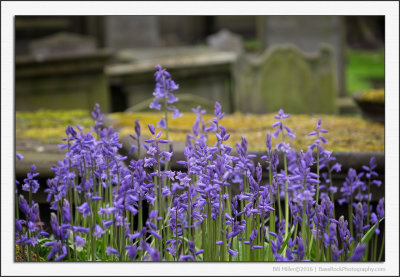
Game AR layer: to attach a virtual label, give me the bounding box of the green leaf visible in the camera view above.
[279,224,296,254]
[264,241,273,261]
[361,217,384,244]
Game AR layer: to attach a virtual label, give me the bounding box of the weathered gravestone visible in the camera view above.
[206,29,244,54]
[104,16,161,50]
[16,32,112,112]
[28,32,97,58]
[234,44,338,114]
[258,16,346,97]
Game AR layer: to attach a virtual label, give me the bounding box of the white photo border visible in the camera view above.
[2,1,398,276]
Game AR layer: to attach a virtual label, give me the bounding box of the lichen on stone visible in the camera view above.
[16,109,93,143]
[110,111,384,152]
[356,89,384,103]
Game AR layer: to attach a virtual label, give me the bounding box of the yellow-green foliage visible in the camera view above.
[110,112,384,152]
[357,89,385,103]
[16,109,93,143]
[15,109,384,152]
[15,244,45,262]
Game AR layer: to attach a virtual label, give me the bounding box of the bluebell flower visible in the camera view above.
[331,244,343,262]
[77,202,91,217]
[338,168,363,205]
[93,224,106,238]
[18,195,30,217]
[149,65,182,119]
[16,153,24,161]
[157,116,166,129]
[353,202,365,240]
[338,216,352,256]
[62,199,71,224]
[22,164,40,193]
[91,103,104,134]
[272,109,295,139]
[72,226,90,234]
[297,236,305,260]
[350,244,366,261]
[106,247,120,257]
[308,118,328,143]
[74,235,86,247]
[180,254,194,261]
[376,197,384,219]
[125,244,137,260]
[45,240,61,260]
[227,248,238,258]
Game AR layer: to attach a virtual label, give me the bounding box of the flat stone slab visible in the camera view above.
[106,47,236,78]
[113,46,233,62]
[16,49,112,77]
[28,32,97,58]
[16,138,66,177]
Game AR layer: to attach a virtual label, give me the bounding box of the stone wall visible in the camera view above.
[104,16,161,49]
[15,50,112,112]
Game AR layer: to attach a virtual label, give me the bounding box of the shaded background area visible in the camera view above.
[15,16,384,114]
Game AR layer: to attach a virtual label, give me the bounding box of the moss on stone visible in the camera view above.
[16,109,93,143]
[16,109,384,152]
[15,244,45,262]
[356,89,384,103]
[110,112,384,152]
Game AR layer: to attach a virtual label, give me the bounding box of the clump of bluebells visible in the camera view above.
[15,65,384,262]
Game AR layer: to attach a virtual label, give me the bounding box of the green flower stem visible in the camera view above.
[136,135,141,160]
[26,188,33,262]
[283,153,289,254]
[138,200,143,236]
[102,227,107,261]
[364,177,371,260]
[276,178,282,223]
[301,201,307,255]
[366,177,371,226]
[268,162,275,233]
[327,164,335,219]
[315,228,320,261]
[15,193,19,221]
[315,148,320,204]
[372,220,380,261]
[226,185,232,221]
[218,190,226,261]
[201,219,206,261]
[349,193,354,238]
[261,211,265,261]
[26,235,31,262]
[176,201,179,261]
[91,207,96,261]
[293,221,299,247]
[365,177,372,259]
[69,188,77,261]
[207,194,213,261]
[162,75,171,192]
[378,233,384,261]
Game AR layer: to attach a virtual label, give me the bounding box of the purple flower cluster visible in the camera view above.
[15,154,49,261]
[15,65,384,262]
[149,65,182,129]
